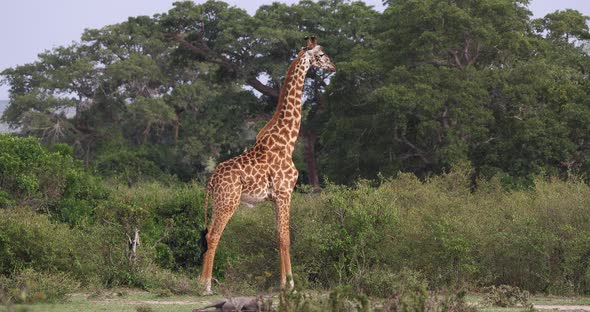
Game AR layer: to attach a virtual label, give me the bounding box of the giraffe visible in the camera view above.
[198,36,336,294]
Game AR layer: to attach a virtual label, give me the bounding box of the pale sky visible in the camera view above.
[1,0,589,100]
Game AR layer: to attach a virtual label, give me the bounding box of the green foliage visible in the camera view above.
[0,134,107,224]
[532,9,590,43]
[321,0,590,184]
[274,276,473,312]
[561,230,590,294]
[377,269,430,311]
[215,169,590,295]
[0,269,78,304]
[97,181,206,271]
[4,164,590,299]
[3,0,590,184]
[0,208,97,278]
[382,286,477,312]
[94,145,165,184]
[277,287,323,312]
[328,285,369,312]
[0,205,203,303]
[1,4,265,182]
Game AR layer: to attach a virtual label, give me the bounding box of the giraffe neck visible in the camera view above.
[256,51,311,154]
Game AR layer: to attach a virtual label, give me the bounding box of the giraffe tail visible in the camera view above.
[198,181,212,265]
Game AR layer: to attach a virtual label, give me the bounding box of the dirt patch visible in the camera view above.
[535,305,590,311]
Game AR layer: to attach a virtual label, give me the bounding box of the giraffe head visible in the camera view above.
[303,36,336,72]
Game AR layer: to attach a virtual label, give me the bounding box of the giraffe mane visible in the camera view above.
[256,49,307,142]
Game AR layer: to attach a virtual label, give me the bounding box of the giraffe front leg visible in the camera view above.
[274,194,294,290]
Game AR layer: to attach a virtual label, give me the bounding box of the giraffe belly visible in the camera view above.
[240,193,270,208]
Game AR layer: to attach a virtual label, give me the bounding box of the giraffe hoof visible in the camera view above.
[200,283,213,296]
[201,289,213,296]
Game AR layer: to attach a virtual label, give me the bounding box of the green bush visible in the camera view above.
[0,208,94,277]
[0,269,78,304]
[358,268,408,298]
[94,145,164,184]
[0,134,107,224]
[97,181,206,272]
[5,141,590,298]
[213,169,590,295]
[0,208,133,290]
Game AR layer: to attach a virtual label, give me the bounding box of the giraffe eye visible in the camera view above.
[319,54,325,57]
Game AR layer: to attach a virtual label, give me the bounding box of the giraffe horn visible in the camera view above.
[306,36,316,49]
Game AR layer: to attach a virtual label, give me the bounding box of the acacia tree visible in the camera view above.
[3,0,590,185]
[160,0,378,187]
[2,0,378,185]
[2,10,262,181]
[320,0,590,183]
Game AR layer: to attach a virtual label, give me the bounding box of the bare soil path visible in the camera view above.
[535,305,590,311]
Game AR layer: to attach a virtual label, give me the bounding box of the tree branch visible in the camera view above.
[394,130,431,164]
[467,42,481,66]
[168,33,235,72]
[411,58,464,69]
[168,32,280,101]
[245,76,279,100]
[450,49,464,69]
[463,32,471,62]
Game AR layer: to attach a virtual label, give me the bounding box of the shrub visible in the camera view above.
[378,270,430,311]
[0,134,107,224]
[0,208,132,289]
[481,285,532,308]
[328,285,369,312]
[5,151,590,299]
[94,145,164,184]
[0,208,90,276]
[383,287,477,312]
[0,269,78,304]
[358,268,415,298]
[97,181,206,272]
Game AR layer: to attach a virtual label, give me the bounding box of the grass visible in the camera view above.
[0,290,223,312]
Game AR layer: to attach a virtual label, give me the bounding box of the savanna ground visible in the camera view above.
[4,290,590,311]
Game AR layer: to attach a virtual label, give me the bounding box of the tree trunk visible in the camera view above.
[303,130,321,191]
[127,227,140,266]
[174,119,179,145]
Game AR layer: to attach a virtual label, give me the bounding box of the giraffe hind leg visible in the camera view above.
[199,183,241,294]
